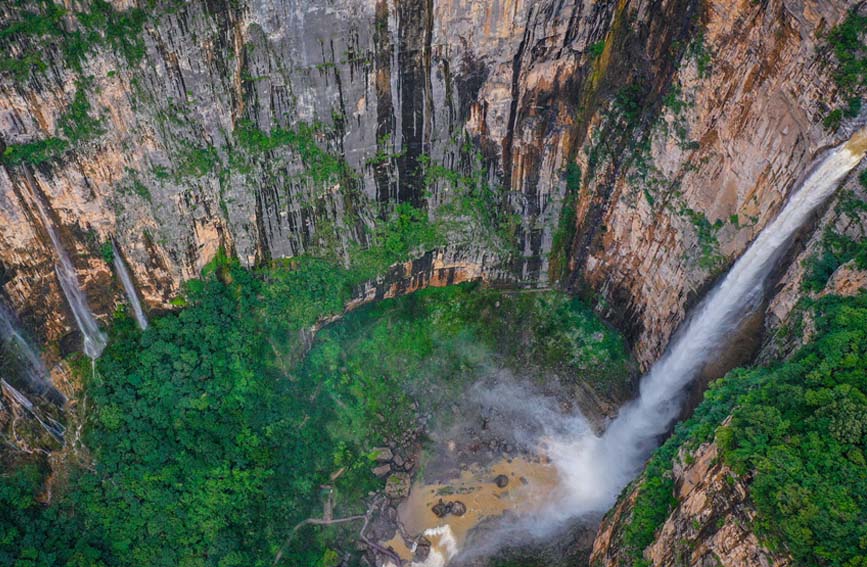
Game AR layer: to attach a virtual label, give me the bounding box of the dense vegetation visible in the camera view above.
[823,10,867,130]
[0,250,630,566]
[0,0,148,83]
[802,185,867,293]
[618,291,867,567]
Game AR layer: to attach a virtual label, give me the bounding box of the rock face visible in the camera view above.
[762,163,867,361]
[1,0,614,346]
[591,441,790,567]
[2,1,865,565]
[0,0,856,367]
[569,0,856,368]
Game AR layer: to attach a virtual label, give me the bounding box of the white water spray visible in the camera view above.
[548,127,867,520]
[26,178,107,359]
[112,240,148,330]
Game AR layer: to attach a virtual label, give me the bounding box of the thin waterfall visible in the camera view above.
[0,379,65,440]
[547,127,867,519]
[0,303,66,405]
[111,239,148,330]
[26,177,107,359]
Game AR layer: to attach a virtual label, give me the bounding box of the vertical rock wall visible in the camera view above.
[0,0,858,366]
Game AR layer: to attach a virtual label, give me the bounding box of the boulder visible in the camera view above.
[385,473,411,499]
[432,498,450,517]
[414,537,431,562]
[431,498,467,517]
[372,463,391,477]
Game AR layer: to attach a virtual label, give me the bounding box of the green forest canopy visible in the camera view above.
[619,291,867,567]
[0,256,631,567]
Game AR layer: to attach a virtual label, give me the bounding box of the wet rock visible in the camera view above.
[414,537,431,562]
[431,498,467,517]
[372,463,391,477]
[432,498,449,517]
[494,474,509,488]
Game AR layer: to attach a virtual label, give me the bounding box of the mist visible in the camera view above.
[439,127,867,566]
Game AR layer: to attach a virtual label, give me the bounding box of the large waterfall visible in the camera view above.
[27,178,107,359]
[112,240,148,330]
[548,127,867,519]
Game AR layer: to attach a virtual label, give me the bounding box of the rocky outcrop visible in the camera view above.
[591,441,790,567]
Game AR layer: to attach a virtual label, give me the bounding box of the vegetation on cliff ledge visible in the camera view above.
[0,0,148,82]
[617,291,867,567]
[0,252,630,566]
[823,10,867,131]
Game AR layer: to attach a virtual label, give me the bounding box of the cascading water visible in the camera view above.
[112,240,148,330]
[0,302,65,405]
[0,378,66,440]
[547,126,867,520]
[26,177,107,359]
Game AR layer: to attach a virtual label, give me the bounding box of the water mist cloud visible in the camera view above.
[448,129,867,565]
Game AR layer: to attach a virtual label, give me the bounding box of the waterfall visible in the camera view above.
[112,240,148,330]
[548,127,867,519]
[1,379,65,440]
[0,303,66,405]
[27,179,107,359]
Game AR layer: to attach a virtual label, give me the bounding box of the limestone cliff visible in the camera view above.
[587,165,867,567]
[1,0,857,368]
[569,0,859,367]
[3,2,867,566]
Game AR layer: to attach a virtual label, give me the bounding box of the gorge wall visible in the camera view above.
[3,2,867,566]
[0,0,857,368]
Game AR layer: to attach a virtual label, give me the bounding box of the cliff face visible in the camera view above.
[591,441,790,567]
[570,0,856,367]
[3,2,867,565]
[588,151,867,567]
[0,0,856,361]
[0,0,610,349]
